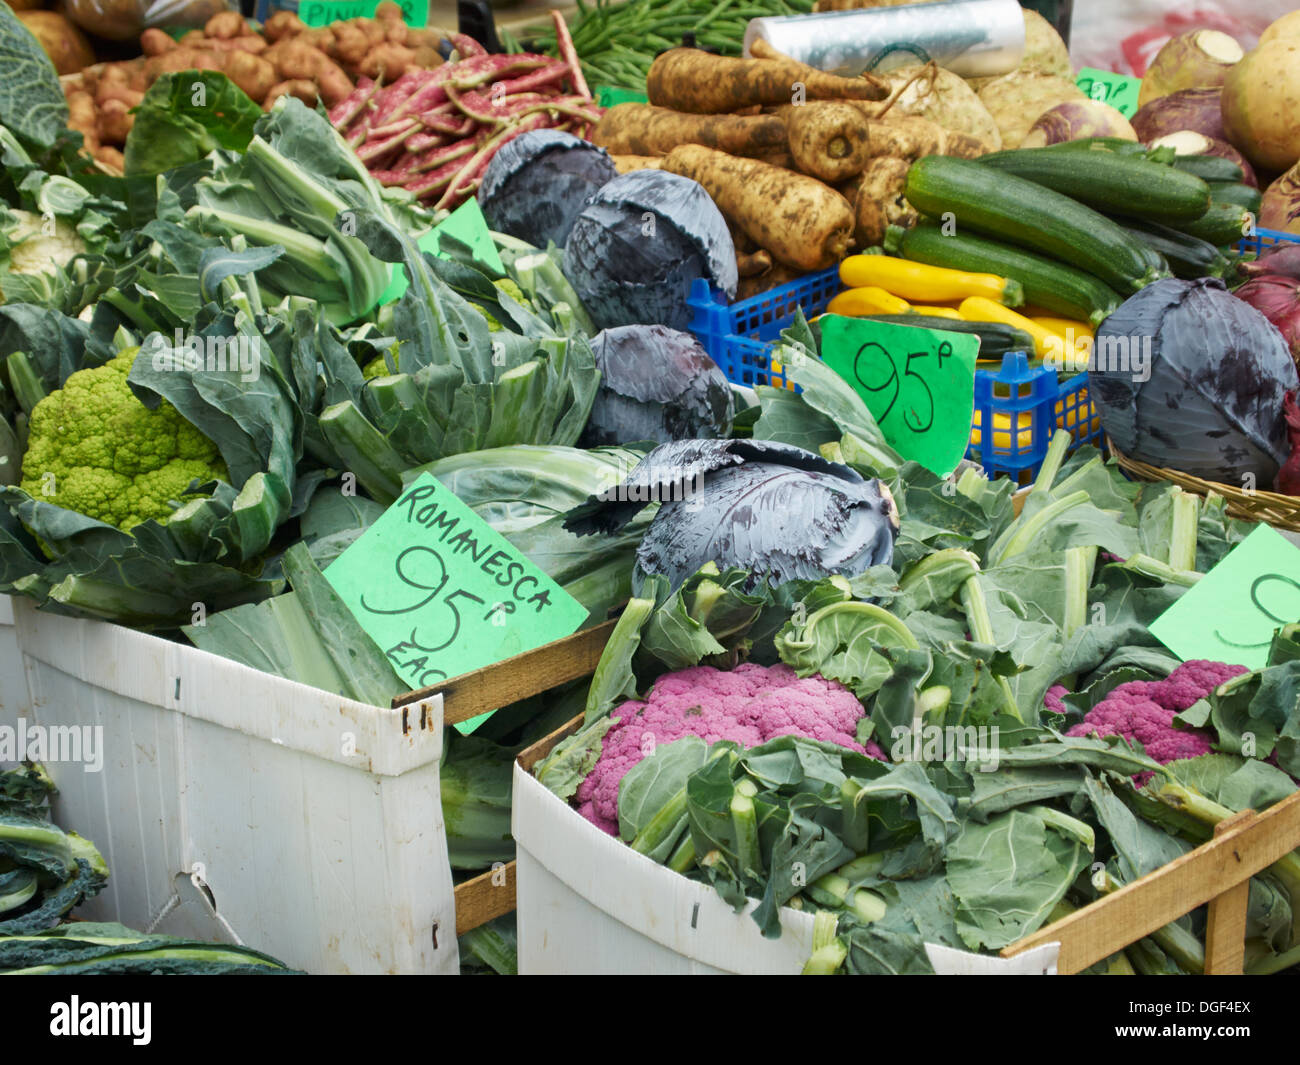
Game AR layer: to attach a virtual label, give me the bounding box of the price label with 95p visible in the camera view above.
[323,473,589,732]
[819,314,979,477]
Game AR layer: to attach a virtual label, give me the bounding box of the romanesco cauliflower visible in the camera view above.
[19,348,227,531]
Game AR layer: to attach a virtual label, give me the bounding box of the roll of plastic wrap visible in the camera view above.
[743,0,1026,79]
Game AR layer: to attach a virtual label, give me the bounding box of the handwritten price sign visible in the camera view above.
[323,473,588,732]
[1074,68,1142,119]
[299,0,428,28]
[819,315,979,476]
[1150,524,1300,670]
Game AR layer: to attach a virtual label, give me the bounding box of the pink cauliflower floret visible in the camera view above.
[1044,684,1069,716]
[1060,660,1246,782]
[576,662,883,835]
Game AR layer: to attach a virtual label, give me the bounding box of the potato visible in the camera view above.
[17,11,94,76]
[225,51,276,103]
[873,63,1000,148]
[1221,41,1300,174]
[1138,30,1243,110]
[977,71,1087,150]
[1020,100,1136,147]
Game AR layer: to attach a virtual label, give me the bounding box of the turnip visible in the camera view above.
[1148,130,1257,188]
[1136,30,1243,110]
[1130,88,1226,145]
[1261,160,1300,236]
[1020,100,1136,147]
[1221,41,1300,174]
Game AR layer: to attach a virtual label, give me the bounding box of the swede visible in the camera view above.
[1131,88,1226,145]
[1221,41,1300,174]
[1148,131,1257,188]
[1137,30,1243,110]
[1021,100,1135,147]
[1260,10,1300,47]
[1261,160,1300,237]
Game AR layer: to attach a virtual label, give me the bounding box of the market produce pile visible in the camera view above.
[0,0,1299,979]
[537,319,1300,974]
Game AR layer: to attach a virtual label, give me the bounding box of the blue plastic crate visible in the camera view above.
[1237,225,1300,257]
[687,271,1101,480]
[971,354,1102,483]
[687,268,841,389]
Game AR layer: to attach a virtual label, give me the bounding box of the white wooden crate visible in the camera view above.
[9,597,457,975]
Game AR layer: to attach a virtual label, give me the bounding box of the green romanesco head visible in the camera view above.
[19,347,228,531]
[493,277,526,305]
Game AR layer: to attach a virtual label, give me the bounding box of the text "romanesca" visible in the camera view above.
[19,348,227,531]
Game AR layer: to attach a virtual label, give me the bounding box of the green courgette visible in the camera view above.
[1170,154,1245,183]
[904,156,1168,294]
[884,221,1123,327]
[1208,181,1263,215]
[1118,219,1230,279]
[1171,201,1254,245]
[1039,137,1153,156]
[979,147,1212,223]
[855,314,1037,357]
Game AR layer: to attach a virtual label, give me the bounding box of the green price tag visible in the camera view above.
[323,473,589,732]
[1074,67,1142,119]
[299,0,428,27]
[595,85,649,108]
[1149,525,1300,671]
[818,315,979,477]
[380,198,505,304]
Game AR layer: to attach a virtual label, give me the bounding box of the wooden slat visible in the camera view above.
[1203,812,1255,975]
[518,714,586,772]
[454,860,517,936]
[392,619,618,724]
[1003,791,1300,973]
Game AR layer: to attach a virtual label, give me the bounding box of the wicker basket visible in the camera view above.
[1108,437,1300,533]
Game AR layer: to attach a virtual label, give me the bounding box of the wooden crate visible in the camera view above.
[1004,790,1300,974]
[391,619,619,935]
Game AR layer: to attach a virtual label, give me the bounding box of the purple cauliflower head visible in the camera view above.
[576,662,883,834]
[1060,659,1248,781]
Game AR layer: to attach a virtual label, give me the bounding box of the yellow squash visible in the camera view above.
[839,255,1022,305]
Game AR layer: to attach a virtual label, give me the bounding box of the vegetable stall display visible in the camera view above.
[531,320,1300,974]
[0,0,1297,981]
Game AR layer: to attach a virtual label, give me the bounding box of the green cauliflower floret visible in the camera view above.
[19,347,227,531]
[468,302,502,332]
[467,279,532,334]
[493,277,527,305]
